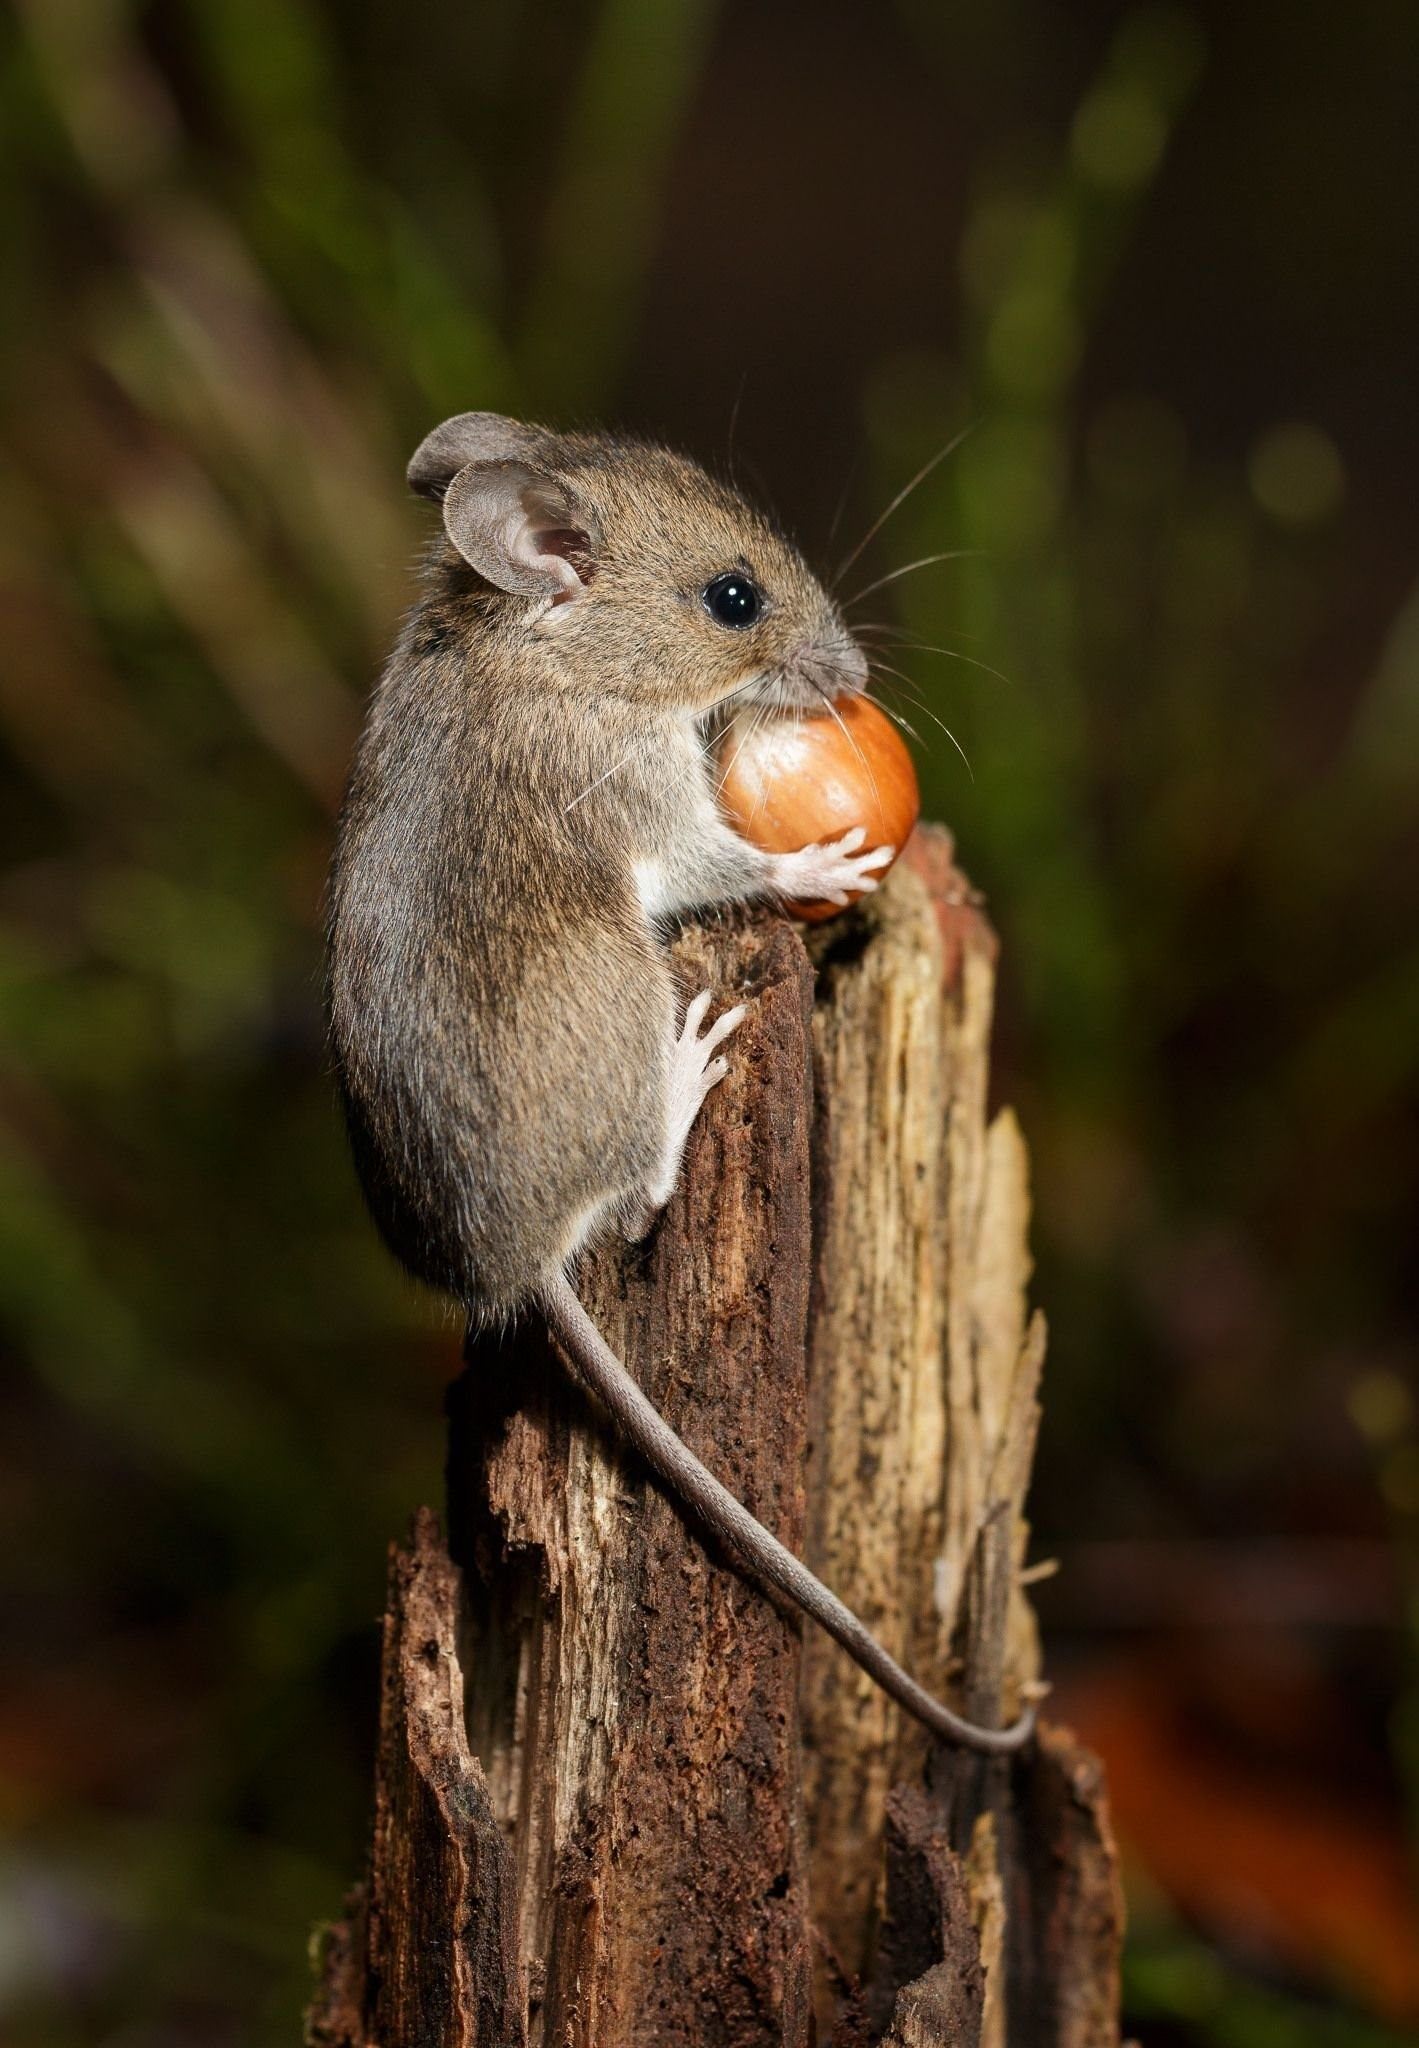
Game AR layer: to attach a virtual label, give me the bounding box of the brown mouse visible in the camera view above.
[326,412,1033,1755]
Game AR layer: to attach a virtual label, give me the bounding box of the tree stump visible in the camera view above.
[308,825,1124,2048]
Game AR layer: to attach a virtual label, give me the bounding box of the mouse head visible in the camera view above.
[408,412,866,717]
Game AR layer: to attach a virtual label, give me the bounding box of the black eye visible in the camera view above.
[702,571,762,628]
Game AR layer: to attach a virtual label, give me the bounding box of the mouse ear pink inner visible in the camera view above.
[406,412,553,500]
[442,458,597,602]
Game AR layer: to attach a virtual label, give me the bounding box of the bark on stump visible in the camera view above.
[308,825,1125,2048]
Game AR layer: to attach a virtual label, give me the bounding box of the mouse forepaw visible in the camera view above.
[771,831,895,906]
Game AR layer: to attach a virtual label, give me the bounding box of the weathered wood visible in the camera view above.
[451,915,818,2048]
[1004,1728,1127,2048]
[880,1963,985,2048]
[310,827,1124,2048]
[870,1787,985,2040]
[306,1511,524,2048]
[798,830,1045,2016]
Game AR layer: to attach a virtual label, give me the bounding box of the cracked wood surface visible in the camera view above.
[307,828,1123,2048]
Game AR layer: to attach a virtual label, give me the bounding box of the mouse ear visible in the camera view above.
[441,458,598,602]
[407,413,552,500]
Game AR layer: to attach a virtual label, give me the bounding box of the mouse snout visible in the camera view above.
[781,633,868,706]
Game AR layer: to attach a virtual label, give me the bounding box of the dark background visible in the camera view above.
[2,1,1416,2041]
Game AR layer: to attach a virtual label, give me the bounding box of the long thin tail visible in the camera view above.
[541,1273,1036,1757]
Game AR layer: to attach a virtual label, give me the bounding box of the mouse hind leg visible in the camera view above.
[626,990,747,1235]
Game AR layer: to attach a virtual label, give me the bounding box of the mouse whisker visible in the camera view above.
[824,452,863,560]
[725,369,749,480]
[834,424,977,586]
[809,675,882,823]
[855,623,1006,674]
[867,662,956,721]
[747,705,780,825]
[713,698,772,801]
[696,674,766,752]
[852,623,944,646]
[891,641,1011,687]
[862,690,928,748]
[842,551,984,611]
[867,666,975,782]
[563,749,637,814]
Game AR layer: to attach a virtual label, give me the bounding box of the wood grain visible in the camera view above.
[309,829,1124,2047]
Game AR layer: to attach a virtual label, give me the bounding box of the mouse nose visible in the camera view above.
[835,639,869,693]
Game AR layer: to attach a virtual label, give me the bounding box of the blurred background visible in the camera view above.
[1,0,1416,2041]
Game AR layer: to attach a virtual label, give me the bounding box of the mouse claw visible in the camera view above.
[673,989,748,1101]
[698,1001,747,1057]
[681,989,713,1037]
[677,991,746,1067]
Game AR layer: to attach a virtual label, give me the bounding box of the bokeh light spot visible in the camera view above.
[1248,422,1345,526]
[1071,86,1167,190]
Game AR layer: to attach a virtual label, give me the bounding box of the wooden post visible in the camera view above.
[308,826,1124,2048]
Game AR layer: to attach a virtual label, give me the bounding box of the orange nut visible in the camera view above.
[716,694,920,922]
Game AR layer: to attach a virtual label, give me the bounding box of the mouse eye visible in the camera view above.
[702,571,763,629]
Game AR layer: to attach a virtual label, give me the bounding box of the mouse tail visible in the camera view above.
[539,1272,1036,1757]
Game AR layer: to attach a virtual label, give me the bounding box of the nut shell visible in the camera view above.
[716,694,920,922]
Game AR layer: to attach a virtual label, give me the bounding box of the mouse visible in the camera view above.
[326,411,1034,1756]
